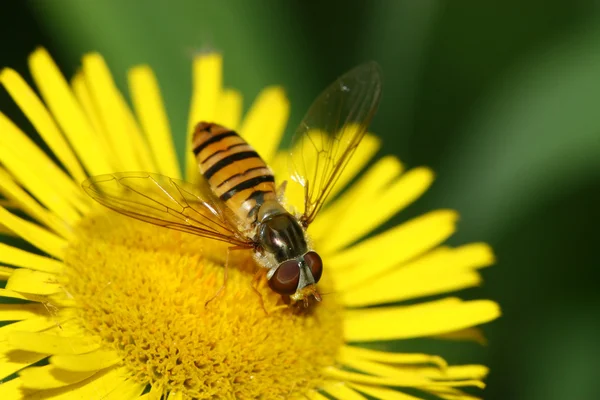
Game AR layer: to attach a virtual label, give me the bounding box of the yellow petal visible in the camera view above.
[0,206,67,259]
[19,364,96,389]
[344,298,501,341]
[323,382,369,399]
[0,288,30,300]
[339,346,447,369]
[28,48,113,175]
[327,367,485,390]
[100,377,146,400]
[50,349,121,372]
[71,71,117,170]
[349,383,422,400]
[186,53,222,181]
[129,65,181,179]
[326,134,381,204]
[339,350,487,386]
[0,243,64,274]
[307,391,330,400]
[138,385,164,400]
[310,155,402,241]
[416,365,488,381]
[325,367,430,387]
[329,210,458,291]
[0,317,58,341]
[0,265,14,279]
[425,387,482,400]
[168,391,184,400]
[82,53,154,172]
[239,86,289,164]
[7,330,100,354]
[0,349,48,382]
[18,366,140,400]
[216,88,243,130]
[0,168,74,240]
[337,352,436,384]
[0,113,84,226]
[0,68,86,183]
[0,377,22,398]
[0,222,18,237]
[0,304,46,321]
[6,269,62,295]
[321,167,434,253]
[342,244,494,307]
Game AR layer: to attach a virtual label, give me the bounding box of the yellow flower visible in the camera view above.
[0,48,500,399]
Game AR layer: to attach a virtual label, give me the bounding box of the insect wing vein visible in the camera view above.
[82,172,252,247]
[289,62,382,226]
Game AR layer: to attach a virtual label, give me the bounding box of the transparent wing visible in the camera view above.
[82,172,253,247]
[289,61,382,226]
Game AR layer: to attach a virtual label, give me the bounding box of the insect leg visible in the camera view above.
[204,247,231,306]
[251,268,269,315]
[205,245,249,307]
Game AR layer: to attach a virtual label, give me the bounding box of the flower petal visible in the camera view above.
[28,48,113,175]
[186,53,222,181]
[216,88,243,130]
[307,391,330,400]
[0,265,14,279]
[0,207,67,259]
[0,317,59,340]
[337,353,438,384]
[82,53,155,172]
[0,168,74,240]
[0,68,87,184]
[344,298,501,341]
[339,346,447,369]
[310,155,402,240]
[19,364,96,389]
[322,382,369,399]
[342,244,494,306]
[0,349,48,383]
[329,210,458,291]
[425,386,483,400]
[239,86,289,164]
[0,378,22,398]
[320,167,435,253]
[325,367,430,387]
[0,304,46,321]
[349,383,422,399]
[129,66,181,179]
[168,391,184,400]
[0,243,64,273]
[50,349,121,372]
[7,329,100,355]
[0,288,30,300]
[417,365,488,381]
[6,269,62,295]
[17,366,143,400]
[0,113,85,226]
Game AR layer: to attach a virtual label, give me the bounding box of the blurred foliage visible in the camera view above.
[1,0,598,399]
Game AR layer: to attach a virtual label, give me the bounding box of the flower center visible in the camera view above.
[64,211,344,398]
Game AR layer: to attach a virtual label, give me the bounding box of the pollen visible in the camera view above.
[64,211,344,398]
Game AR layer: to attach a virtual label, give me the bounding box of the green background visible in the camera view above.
[1,1,599,399]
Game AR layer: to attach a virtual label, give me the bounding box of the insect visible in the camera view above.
[82,62,382,306]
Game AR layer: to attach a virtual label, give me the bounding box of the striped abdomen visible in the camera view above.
[192,122,276,224]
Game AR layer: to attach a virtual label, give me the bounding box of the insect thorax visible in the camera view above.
[257,201,308,263]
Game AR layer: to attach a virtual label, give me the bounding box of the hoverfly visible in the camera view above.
[82,62,381,306]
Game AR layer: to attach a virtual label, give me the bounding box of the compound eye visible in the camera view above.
[268,260,300,295]
[304,251,323,283]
